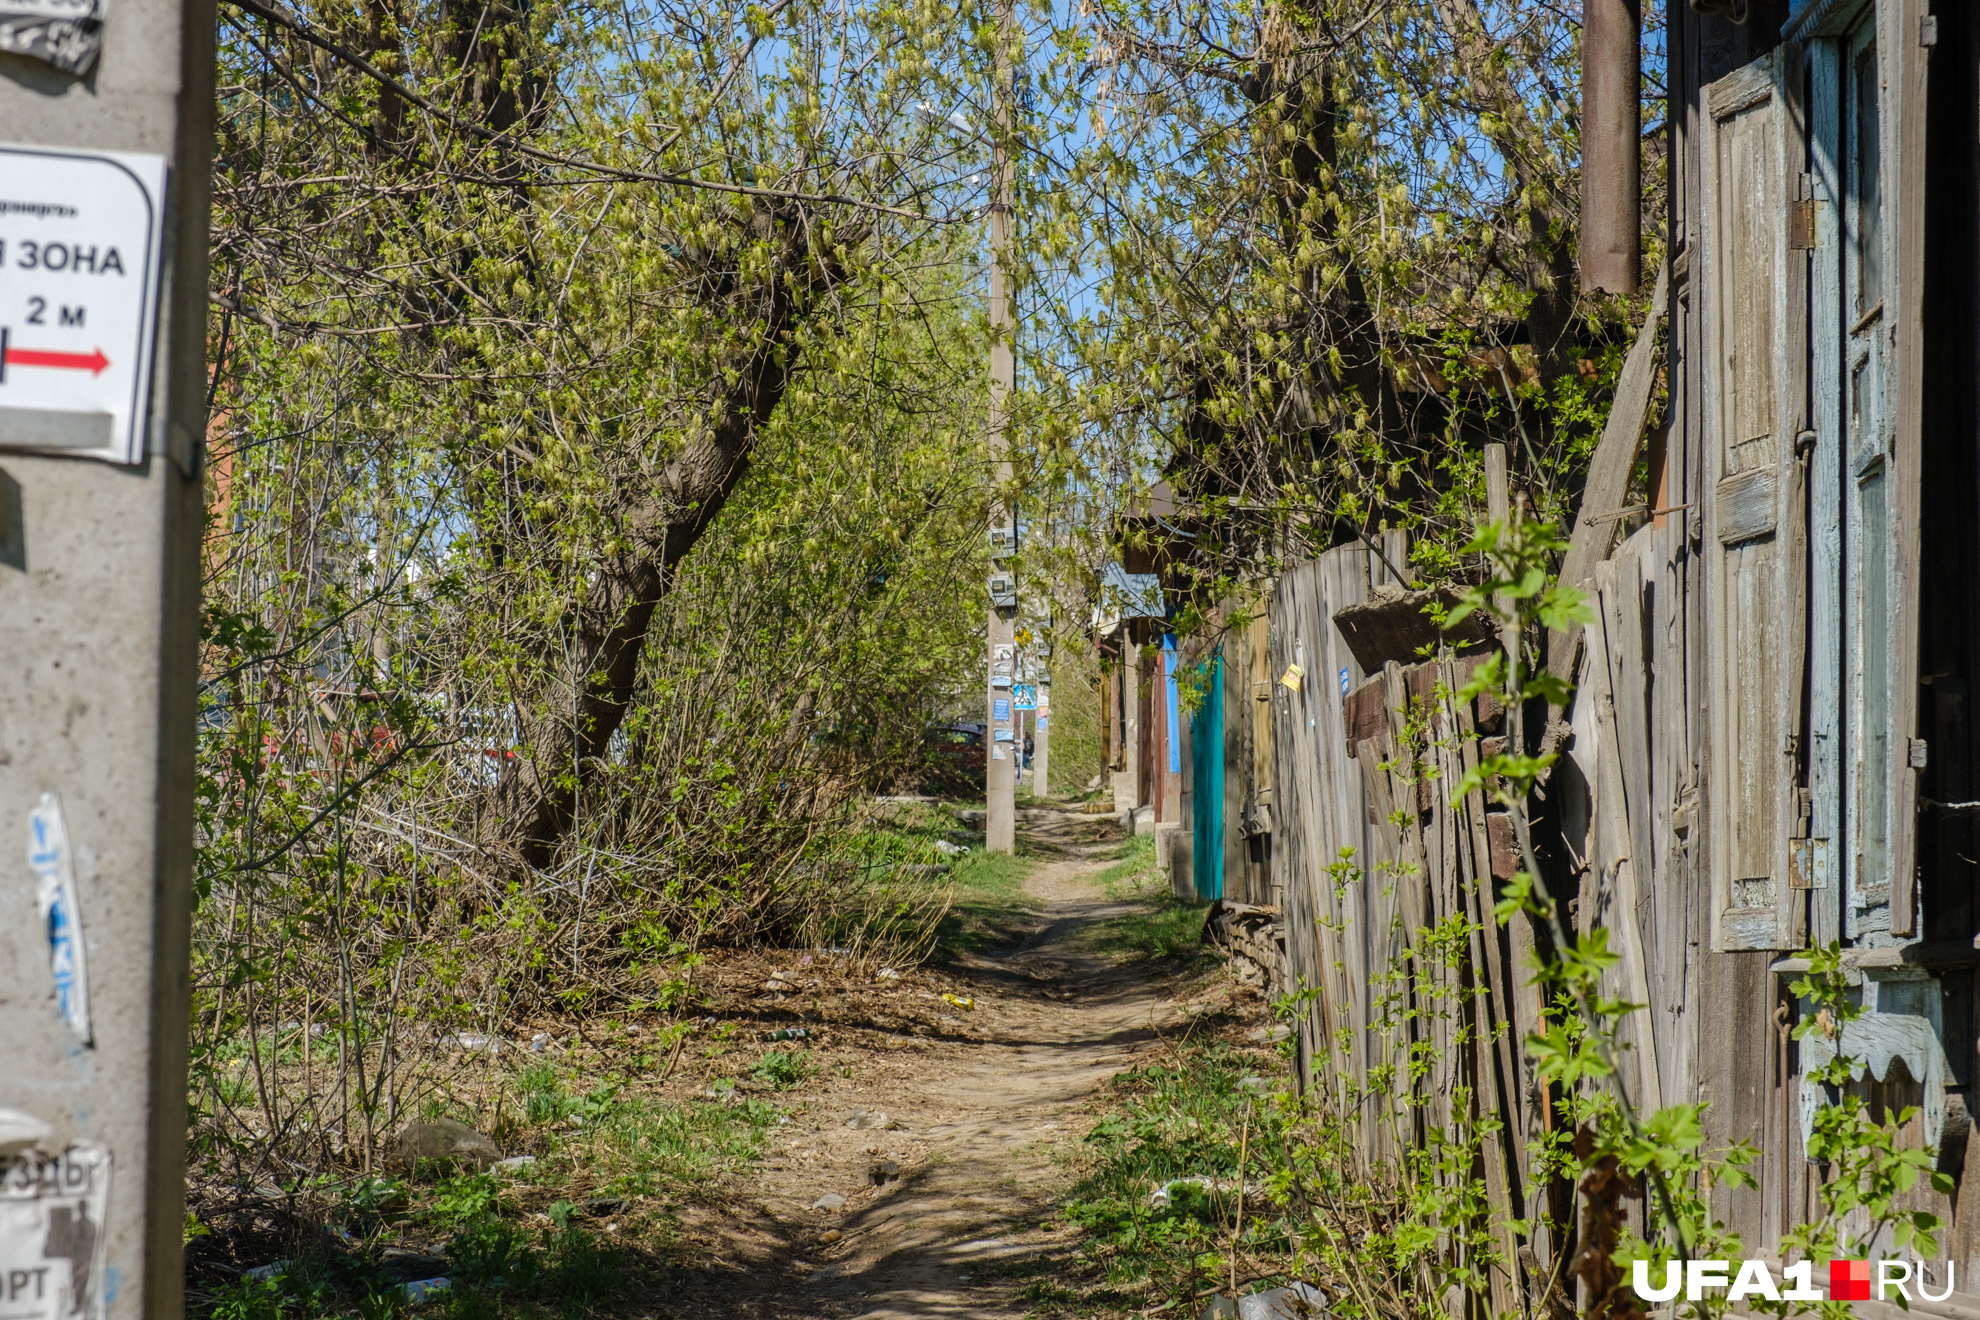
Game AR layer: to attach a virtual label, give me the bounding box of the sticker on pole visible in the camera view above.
[26,793,91,1046]
[0,144,167,465]
[0,1144,112,1320]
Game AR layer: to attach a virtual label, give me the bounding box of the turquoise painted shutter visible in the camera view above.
[1192,653,1225,901]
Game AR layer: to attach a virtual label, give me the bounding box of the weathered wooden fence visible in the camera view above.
[1259,516,1728,1308]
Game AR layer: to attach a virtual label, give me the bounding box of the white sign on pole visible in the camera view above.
[0,144,167,465]
[0,1145,111,1320]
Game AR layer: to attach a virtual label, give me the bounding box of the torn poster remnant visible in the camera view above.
[0,1112,51,1159]
[0,0,105,75]
[0,1144,110,1320]
[26,793,91,1046]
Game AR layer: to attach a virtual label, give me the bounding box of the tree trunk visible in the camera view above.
[486,200,854,875]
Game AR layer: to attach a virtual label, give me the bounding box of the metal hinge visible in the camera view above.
[1910,738,1930,769]
[1790,174,1816,251]
[1921,15,1939,48]
[1790,838,1830,891]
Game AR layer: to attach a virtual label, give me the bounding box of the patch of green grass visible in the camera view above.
[1083,835,1217,967]
[509,1062,781,1194]
[1056,1045,1296,1308]
[853,798,959,847]
[541,1227,624,1317]
[947,845,1033,903]
[1095,834,1161,897]
[514,1065,624,1131]
[751,1047,816,1089]
[932,847,1038,958]
[207,1275,285,1320]
[1090,900,1215,967]
[577,1094,781,1194]
[192,1161,635,1320]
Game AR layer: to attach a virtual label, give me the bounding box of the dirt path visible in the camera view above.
[668,805,1200,1318]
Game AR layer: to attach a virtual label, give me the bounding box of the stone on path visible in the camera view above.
[845,1107,896,1130]
[392,1118,499,1168]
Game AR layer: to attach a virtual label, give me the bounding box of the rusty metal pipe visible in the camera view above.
[1581,0,1641,294]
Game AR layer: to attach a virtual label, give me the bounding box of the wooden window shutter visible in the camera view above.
[1701,49,1803,951]
[1882,0,1929,934]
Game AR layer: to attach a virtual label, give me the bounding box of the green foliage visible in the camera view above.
[1096,834,1160,897]
[517,1065,574,1127]
[751,1048,817,1090]
[542,1229,625,1317]
[1009,0,1667,626]
[1785,944,1956,1259]
[208,1276,286,1320]
[571,1094,780,1195]
[1062,1047,1294,1299]
[444,1219,538,1293]
[428,1173,502,1229]
[192,0,1010,1185]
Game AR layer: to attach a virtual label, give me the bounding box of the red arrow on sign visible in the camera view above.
[4,345,110,375]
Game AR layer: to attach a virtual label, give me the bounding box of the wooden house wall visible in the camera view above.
[1668,0,1764,1251]
[1217,616,1280,907]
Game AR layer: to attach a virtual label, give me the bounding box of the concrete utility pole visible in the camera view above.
[1033,666,1049,797]
[983,0,1017,853]
[0,0,211,1312]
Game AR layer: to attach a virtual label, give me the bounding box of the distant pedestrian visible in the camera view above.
[1022,732,1034,770]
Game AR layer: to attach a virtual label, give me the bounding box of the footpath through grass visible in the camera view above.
[1010,830,1307,1316]
[186,803,1251,1320]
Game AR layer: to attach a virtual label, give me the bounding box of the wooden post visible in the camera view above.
[1486,441,1550,1271]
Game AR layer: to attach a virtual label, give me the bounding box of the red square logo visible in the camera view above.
[1831,1260,1871,1301]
